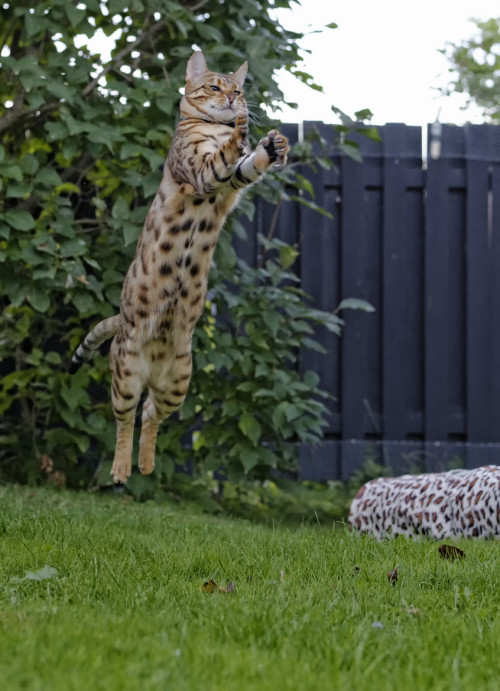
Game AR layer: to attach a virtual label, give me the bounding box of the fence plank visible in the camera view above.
[492,163,500,450]
[339,129,383,476]
[300,122,341,437]
[424,126,466,468]
[382,125,423,460]
[465,126,493,457]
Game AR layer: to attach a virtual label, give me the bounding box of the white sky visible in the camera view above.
[275,0,500,125]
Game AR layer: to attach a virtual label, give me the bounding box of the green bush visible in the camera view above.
[0,0,372,489]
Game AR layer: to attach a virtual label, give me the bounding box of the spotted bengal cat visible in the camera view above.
[70,50,289,483]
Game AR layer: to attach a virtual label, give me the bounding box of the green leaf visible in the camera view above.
[35,169,62,186]
[238,412,262,445]
[303,370,320,388]
[123,223,140,246]
[338,141,363,163]
[0,164,23,181]
[20,154,40,175]
[60,239,87,258]
[45,351,62,365]
[336,298,375,313]
[46,81,77,102]
[6,182,32,198]
[27,287,51,313]
[65,4,85,26]
[4,210,35,231]
[278,245,299,270]
[112,197,130,221]
[142,173,161,197]
[240,448,260,472]
[72,291,95,313]
[24,13,45,38]
[156,97,176,115]
[263,310,281,336]
[354,108,374,122]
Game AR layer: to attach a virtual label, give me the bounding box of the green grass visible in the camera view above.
[0,486,499,690]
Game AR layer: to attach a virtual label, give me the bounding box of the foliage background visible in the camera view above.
[442,17,500,122]
[0,0,370,503]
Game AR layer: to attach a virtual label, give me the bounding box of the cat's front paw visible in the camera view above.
[235,112,249,150]
[255,130,289,170]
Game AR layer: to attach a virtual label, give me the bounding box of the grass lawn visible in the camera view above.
[0,485,499,690]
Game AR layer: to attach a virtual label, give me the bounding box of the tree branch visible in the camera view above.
[0,89,26,134]
[183,0,211,12]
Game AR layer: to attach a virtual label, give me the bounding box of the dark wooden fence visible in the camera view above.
[237,122,500,481]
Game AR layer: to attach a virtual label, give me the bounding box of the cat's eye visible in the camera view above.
[210,85,220,92]
[234,90,240,95]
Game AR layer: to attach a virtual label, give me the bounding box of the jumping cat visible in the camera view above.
[70,50,289,483]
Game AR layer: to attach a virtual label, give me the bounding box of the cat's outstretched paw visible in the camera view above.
[262,130,289,168]
[235,112,249,150]
[255,130,289,170]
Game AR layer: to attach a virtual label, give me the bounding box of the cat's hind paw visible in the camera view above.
[111,458,131,484]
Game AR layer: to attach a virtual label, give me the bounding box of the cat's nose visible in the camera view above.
[227,93,235,104]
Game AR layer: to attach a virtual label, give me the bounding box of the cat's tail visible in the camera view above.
[69,315,120,374]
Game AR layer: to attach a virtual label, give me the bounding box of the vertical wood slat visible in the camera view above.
[300,120,340,425]
[466,127,500,466]
[299,122,341,480]
[382,125,423,443]
[340,129,383,477]
[424,126,465,468]
[380,125,424,473]
[491,163,500,454]
[465,127,492,451]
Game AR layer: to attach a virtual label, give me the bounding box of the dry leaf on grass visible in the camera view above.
[218,582,235,594]
[200,579,235,594]
[387,568,398,585]
[201,579,218,593]
[407,606,422,616]
[438,545,466,561]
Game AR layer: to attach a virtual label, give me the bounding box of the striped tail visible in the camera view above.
[69,315,120,374]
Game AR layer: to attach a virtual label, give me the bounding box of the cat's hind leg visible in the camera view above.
[138,352,192,475]
[110,350,143,483]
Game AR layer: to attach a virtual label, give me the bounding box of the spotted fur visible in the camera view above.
[70,51,289,483]
[349,466,500,539]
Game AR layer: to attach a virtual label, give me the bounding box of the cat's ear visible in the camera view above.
[186,51,209,82]
[232,61,248,87]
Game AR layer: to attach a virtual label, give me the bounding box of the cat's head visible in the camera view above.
[180,51,248,124]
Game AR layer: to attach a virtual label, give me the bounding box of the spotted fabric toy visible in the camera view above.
[349,465,500,539]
